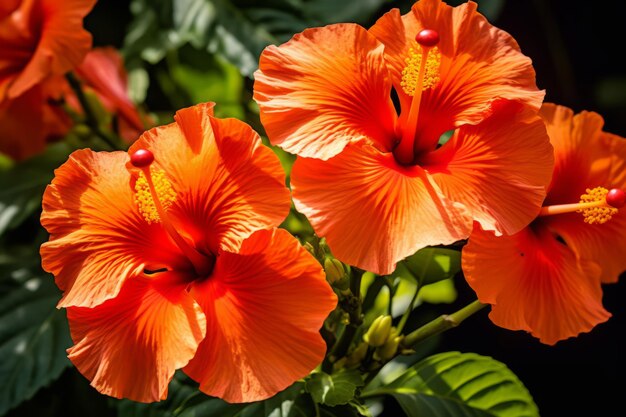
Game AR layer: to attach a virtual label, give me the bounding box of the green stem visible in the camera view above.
[396,281,420,333]
[323,268,364,370]
[360,387,406,400]
[402,300,487,347]
[65,72,118,150]
[350,267,363,295]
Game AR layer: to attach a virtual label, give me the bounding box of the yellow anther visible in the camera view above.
[135,167,177,224]
[578,187,617,224]
[401,45,441,96]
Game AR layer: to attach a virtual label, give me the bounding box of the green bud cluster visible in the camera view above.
[324,257,349,290]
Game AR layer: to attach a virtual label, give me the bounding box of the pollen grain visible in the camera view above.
[135,167,177,224]
[578,187,617,225]
[401,46,441,96]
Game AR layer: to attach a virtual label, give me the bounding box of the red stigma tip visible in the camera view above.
[606,188,626,208]
[130,149,154,168]
[416,29,440,47]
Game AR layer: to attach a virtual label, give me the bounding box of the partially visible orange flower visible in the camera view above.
[463,103,626,344]
[0,77,71,159]
[74,47,147,143]
[254,0,553,274]
[0,0,95,101]
[40,102,337,402]
[0,0,95,159]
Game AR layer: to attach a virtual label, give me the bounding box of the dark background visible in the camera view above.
[423,1,626,415]
[450,2,626,415]
[10,1,626,416]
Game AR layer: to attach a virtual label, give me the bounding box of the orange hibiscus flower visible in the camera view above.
[0,0,95,160]
[463,103,626,344]
[254,0,553,274]
[40,102,337,403]
[74,47,147,143]
[0,78,71,159]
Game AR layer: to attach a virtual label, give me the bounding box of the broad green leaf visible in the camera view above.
[208,0,276,76]
[379,351,539,417]
[124,0,272,76]
[0,142,72,237]
[306,370,364,407]
[124,0,178,64]
[124,0,388,76]
[170,51,245,118]
[0,267,72,415]
[397,247,461,285]
[419,278,458,304]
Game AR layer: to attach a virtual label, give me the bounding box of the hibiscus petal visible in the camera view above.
[0,77,71,160]
[540,103,626,283]
[7,0,96,99]
[0,86,46,159]
[67,273,206,402]
[426,101,554,236]
[128,103,291,254]
[254,23,397,159]
[369,0,543,135]
[75,47,145,142]
[291,143,472,275]
[548,211,626,284]
[463,224,610,345]
[184,228,336,403]
[41,149,189,308]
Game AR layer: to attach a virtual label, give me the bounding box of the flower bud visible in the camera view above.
[303,242,315,256]
[345,341,368,367]
[324,257,349,290]
[375,328,402,361]
[363,315,392,347]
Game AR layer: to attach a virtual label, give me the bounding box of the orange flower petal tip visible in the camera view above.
[607,188,625,208]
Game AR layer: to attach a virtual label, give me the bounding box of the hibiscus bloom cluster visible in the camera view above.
[1,0,622,408]
[0,0,144,160]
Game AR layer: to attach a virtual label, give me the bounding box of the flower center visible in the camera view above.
[135,167,177,224]
[130,149,214,277]
[538,186,624,224]
[393,29,442,166]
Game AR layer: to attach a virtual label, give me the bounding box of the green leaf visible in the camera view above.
[379,351,539,417]
[303,0,387,25]
[0,142,72,237]
[170,52,245,118]
[117,380,313,417]
[475,0,506,21]
[124,0,387,77]
[419,278,458,304]
[318,402,371,417]
[208,0,277,76]
[238,383,315,417]
[0,266,72,415]
[396,247,461,286]
[128,67,151,104]
[306,370,364,407]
